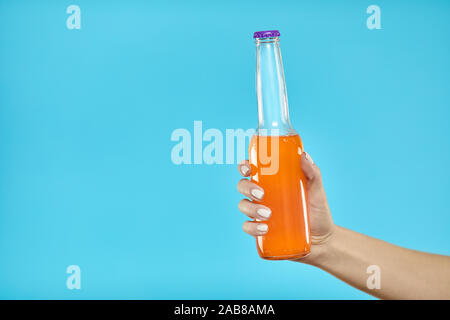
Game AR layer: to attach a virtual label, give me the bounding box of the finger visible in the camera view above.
[243,221,269,236]
[238,160,251,177]
[301,151,324,194]
[237,179,264,201]
[238,199,271,220]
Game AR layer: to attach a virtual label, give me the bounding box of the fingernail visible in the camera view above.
[256,224,268,232]
[251,189,264,200]
[257,208,271,218]
[304,152,314,165]
[240,166,249,175]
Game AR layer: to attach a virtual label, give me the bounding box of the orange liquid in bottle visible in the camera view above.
[249,134,311,260]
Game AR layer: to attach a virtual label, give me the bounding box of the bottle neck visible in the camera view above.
[256,37,295,136]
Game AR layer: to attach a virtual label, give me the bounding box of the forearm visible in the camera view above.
[307,225,450,299]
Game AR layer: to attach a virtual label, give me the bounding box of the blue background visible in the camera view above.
[1,0,449,299]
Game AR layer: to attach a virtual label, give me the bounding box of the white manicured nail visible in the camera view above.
[256,224,268,232]
[257,208,271,218]
[304,152,314,164]
[240,166,249,175]
[251,189,264,200]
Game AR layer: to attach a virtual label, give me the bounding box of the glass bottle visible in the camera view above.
[249,30,311,260]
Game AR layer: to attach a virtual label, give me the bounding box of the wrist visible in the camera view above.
[297,224,339,267]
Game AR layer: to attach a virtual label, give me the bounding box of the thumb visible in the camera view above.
[301,152,324,194]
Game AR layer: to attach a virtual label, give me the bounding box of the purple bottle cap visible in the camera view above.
[253,30,280,39]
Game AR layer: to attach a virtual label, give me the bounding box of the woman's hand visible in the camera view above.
[237,152,334,263]
[238,152,450,299]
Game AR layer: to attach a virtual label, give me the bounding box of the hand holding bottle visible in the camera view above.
[237,152,450,299]
[237,152,334,264]
[238,150,450,299]
[241,30,450,299]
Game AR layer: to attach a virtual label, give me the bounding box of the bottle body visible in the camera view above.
[251,30,310,260]
[249,134,310,260]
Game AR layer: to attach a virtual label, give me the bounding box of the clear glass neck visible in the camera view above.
[256,37,295,136]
